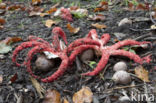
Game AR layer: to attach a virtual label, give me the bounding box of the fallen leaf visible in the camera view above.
[32,0,42,5]
[29,11,41,17]
[0,25,3,29]
[43,89,61,103]
[134,65,150,82]
[10,73,18,83]
[51,2,60,9]
[0,37,21,54]
[136,3,149,10]
[66,23,80,34]
[70,6,79,10]
[118,18,132,26]
[70,8,88,18]
[0,54,5,59]
[27,6,44,16]
[94,7,105,12]
[151,25,156,29]
[46,7,57,14]
[94,1,108,12]
[0,3,6,9]
[30,77,45,98]
[28,6,44,12]
[73,86,93,103]
[0,42,12,54]
[91,23,107,29]
[0,18,5,25]
[40,13,49,17]
[88,14,106,21]
[88,61,97,69]
[44,51,59,59]
[7,4,25,11]
[0,75,3,84]
[128,2,134,11]
[54,8,61,17]
[98,1,108,7]
[45,19,57,28]
[6,37,22,45]
[0,9,5,15]
[63,98,69,103]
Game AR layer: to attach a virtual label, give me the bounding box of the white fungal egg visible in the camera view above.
[113,61,127,72]
[35,55,55,72]
[112,71,131,84]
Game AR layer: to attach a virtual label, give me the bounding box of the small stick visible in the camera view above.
[104,84,144,93]
[133,33,152,41]
[75,56,82,72]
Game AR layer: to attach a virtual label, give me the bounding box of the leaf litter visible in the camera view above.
[0,0,155,103]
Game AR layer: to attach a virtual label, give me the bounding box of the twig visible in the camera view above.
[133,33,152,41]
[99,64,111,80]
[144,37,156,41]
[75,56,82,72]
[104,84,144,93]
[130,28,154,32]
[149,4,156,25]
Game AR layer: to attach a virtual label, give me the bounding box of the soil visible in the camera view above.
[0,0,156,103]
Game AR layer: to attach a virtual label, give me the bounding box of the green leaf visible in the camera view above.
[129,49,136,54]
[88,61,97,69]
[122,47,129,51]
[72,12,86,18]
[0,43,12,54]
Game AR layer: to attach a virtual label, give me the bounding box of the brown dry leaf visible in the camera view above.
[32,0,42,5]
[94,7,105,12]
[45,19,58,28]
[128,2,134,11]
[88,14,106,21]
[40,13,49,17]
[66,23,80,34]
[73,86,93,103]
[70,6,79,10]
[6,37,22,45]
[151,25,156,29]
[29,11,41,17]
[0,3,6,9]
[134,65,150,82]
[46,7,57,14]
[94,1,108,12]
[136,3,149,10]
[0,18,5,25]
[43,89,61,103]
[98,1,108,7]
[10,73,18,83]
[0,75,3,84]
[91,23,107,29]
[63,98,69,103]
[30,77,45,98]
[0,25,3,29]
[7,5,25,11]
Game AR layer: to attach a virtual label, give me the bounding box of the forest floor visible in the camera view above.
[0,0,156,103]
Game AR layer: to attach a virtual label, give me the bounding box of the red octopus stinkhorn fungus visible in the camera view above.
[12,27,69,82]
[12,27,151,82]
[66,29,151,76]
